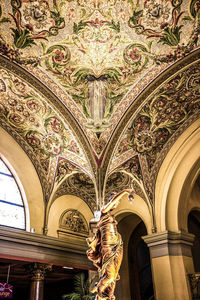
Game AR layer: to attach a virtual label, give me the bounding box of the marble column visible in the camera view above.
[143,231,195,300]
[29,263,52,300]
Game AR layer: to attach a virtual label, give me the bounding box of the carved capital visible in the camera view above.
[28,263,52,281]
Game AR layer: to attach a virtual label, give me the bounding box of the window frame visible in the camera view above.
[0,157,27,230]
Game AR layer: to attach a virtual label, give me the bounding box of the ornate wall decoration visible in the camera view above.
[0,0,199,156]
[111,58,200,201]
[59,209,89,236]
[0,117,48,196]
[55,158,80,184]
[104,171,132,203]
[129,62,200,169]
[0,67,91,202]
[10,0,65,43]
[105,161,147,204]
[118,155,143,181]
[0,69,85,165]
[52,172,97,211]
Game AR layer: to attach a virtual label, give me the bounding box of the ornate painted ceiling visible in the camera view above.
[0,0,199,225]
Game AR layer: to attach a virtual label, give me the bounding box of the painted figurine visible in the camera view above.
[87,190,132,300]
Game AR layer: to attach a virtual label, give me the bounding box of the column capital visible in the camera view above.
[142,231,195,258]
[28,263,52,281]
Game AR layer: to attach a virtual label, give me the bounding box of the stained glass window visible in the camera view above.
[0,158,25,230]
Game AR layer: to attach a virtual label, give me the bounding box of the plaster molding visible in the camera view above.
[143,231,195,258]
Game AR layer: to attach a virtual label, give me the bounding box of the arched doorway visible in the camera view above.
[129,222,154,300]
[116,212,154,300]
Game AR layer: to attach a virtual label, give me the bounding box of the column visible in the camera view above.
[29,263,52,300]
[143,231,195,300]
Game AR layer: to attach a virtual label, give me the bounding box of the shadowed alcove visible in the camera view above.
[115,212,154,300]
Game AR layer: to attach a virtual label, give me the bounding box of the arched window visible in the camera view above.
[0,158,25,230]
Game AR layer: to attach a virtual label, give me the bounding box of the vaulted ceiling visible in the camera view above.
[0,0,199,217]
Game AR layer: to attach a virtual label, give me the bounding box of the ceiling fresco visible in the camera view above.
[109,57,200,202]
[0,0,199,222]
[0,67,92,200]
[0,0,199,157]
[52,172,96,211]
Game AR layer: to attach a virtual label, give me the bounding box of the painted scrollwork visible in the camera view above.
[105,172,132,203]
[52,172,96,211]
[0,0,199,142]
[116,61,200,171]
[55,158,80,184]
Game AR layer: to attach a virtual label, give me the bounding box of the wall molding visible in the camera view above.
[0,226,93,270]
[143,231,195,258]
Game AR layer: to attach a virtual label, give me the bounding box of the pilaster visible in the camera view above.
[143,231,195,300]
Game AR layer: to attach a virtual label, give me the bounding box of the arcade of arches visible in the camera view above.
[0,1,200,299]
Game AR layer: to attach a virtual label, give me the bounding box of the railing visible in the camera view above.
[188,273,200,300]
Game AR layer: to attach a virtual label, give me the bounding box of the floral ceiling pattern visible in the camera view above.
[110,59,200,201]
[0,0,199,216]
[0,67,91,200]
[52,172,96,211]
[0,0,199,156]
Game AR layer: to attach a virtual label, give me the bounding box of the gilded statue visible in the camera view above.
[87,190,132,300]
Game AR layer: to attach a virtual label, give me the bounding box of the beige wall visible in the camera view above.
[151,255,193,300]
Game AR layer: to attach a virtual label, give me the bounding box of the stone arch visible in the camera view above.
[0,126,44,233]
[114,192,152,234]
[155,118,200,232]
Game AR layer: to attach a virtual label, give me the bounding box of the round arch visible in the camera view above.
[114,193,152,234]
[115,201,153,300]
[47,194,94,238]
[0,126,44,233]
[155,118,200,232]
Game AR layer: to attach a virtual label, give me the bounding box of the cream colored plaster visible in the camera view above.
[47,194,93,237]
[155,119,200,232]
[151,255,193,300]
[0,127,44,233]
[114,193,152,234]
